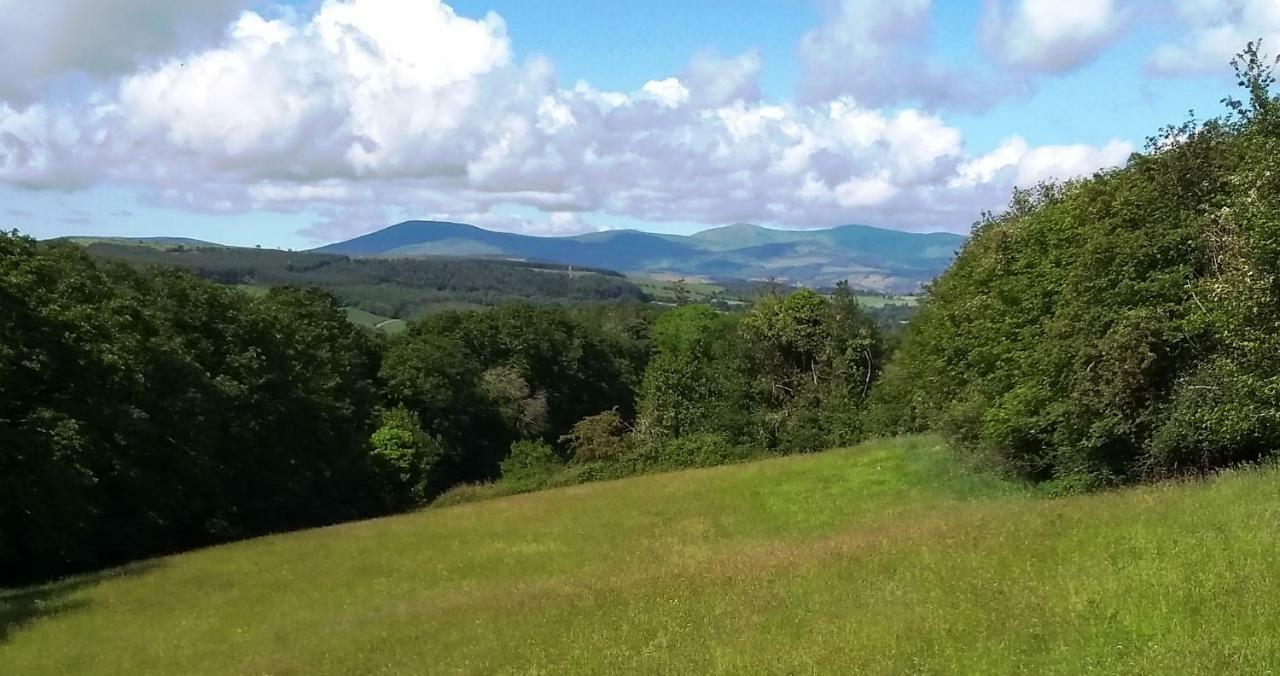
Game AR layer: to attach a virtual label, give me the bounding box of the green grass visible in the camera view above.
[853,293,919,308]
[5,436,1280,674]
[342,307,408,334]
[634,276,919,309]
[633,277,732,304]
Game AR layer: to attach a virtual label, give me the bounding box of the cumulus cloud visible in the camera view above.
[0,0,251,103]
[1148,0,1280,76]
[953,136,1133,188]
[982,0,1126,72]
[799,0,1016,111]
[0,0,1135,238]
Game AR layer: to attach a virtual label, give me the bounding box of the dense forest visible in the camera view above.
[870,45,1280,490]
[77,242,650,318]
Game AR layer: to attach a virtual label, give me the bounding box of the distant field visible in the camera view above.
[342,307,408,334]
[851,293,918,308]
[56,236,225,250]
[5,436,1280,674]
[634,277,734,304]
[635,276,918,309]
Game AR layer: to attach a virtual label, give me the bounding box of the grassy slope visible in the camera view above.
[634,275,917,309]
[342,307,409,335]
[4,437,1280,674]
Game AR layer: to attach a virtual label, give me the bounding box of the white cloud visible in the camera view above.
[0,0,251,103]
[952,137,1032,187]
[540,211,601,235]
[640,78,690,108]
[119,0,516,178]
[684,51,763,108]
[798,0,1016,111]
[954,136,1132,187]
[983,0,1126,72]
[1148,0,1280,76]
[835,175,899,208]
[0,0,1136,239]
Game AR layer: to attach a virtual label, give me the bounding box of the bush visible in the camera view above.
[369,406,446,507]
[872,45,1280,484]
[499,440,564,491]
[654,433,757,469]
[560,409,628,462]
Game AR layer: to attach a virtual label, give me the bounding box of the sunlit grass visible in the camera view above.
[4,436,1280,674]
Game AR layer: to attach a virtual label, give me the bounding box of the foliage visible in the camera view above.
[380,304,637,487]
[559,410,628,463]
[369,406,445,508]
[651,433,757,469]
[0,235,385,584]
[634,305,754,443]
[871,44,1280,485]
[77,243,650,319]
[4,226,891,582]
[499,441,564,492]
[635,287,885,454]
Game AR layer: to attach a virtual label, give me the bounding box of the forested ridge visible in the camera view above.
[76,242,649,318]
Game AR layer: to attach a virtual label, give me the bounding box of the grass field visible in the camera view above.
[633,276,735,304]
[342,307,408,334]
[4,437,1280,674]
[634,276,918,309]
[853,293,919,308]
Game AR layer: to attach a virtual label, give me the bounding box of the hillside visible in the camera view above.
[53,236,226,249]
[4,437,1277,674]
[72,241,649,320]
[316,221,966,292]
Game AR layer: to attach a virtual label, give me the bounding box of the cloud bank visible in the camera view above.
[1148,0,1280,76]
[0,0,1141,239]
[983,0,1126,72]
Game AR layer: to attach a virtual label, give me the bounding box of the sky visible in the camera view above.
[0,0,1276,249]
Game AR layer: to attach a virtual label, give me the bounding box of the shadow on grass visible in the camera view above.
[0,561,161,644]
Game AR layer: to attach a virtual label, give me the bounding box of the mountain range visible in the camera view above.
[316,221,966,291]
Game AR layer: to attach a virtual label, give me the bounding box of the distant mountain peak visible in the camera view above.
[314,219,966,292]
[384,220,483,233]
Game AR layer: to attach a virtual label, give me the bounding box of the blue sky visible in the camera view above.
[0,0,1273,248]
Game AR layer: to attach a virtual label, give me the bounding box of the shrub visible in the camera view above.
[654,433,758,469]
[873,45,1280,484]
[499,440,564,491]
[560,409,628,462]
[369,406,445,507]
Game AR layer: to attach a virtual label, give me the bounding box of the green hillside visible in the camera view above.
[53,236,226,249]
[70,241,649,320]
[341,307,408,334]
[5,436,1278,674]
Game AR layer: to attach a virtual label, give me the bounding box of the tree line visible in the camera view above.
[80,242,649,319]
[868,44,1280,491]
[1,236,885,585]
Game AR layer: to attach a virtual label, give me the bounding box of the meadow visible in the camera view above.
[4,436,1278,674]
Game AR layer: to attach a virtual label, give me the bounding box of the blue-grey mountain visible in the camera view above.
[316,221,965,291]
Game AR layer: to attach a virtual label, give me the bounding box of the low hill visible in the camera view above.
[316,220,966,292]
[52,236,226,249]
[70,241,649,320]
[4,437,1276,674]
